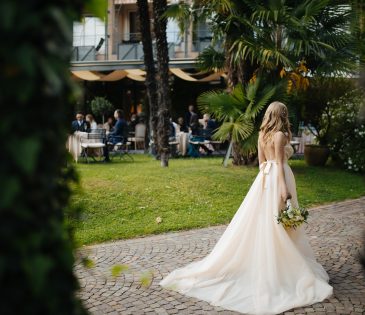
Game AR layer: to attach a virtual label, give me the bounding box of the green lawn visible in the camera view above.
[70,155,365,245]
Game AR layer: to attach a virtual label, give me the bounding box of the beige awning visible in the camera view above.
[100,70,127,81]
[169,68,198,81]
[196,72,223,82]
[170,68,223,82]
[126,73,146,81]
[71,70,146,82]
[71,68,223,83]
[126,69,146,76]
[71,71,103,81]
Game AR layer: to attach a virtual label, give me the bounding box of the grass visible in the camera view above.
[70,155,365,245]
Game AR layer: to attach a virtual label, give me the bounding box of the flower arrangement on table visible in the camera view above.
[277,199,309,229]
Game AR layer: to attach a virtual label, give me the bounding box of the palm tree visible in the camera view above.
[137,0,171,166]
[167,0,355,164]
[137,0,158,152]
[197,79,277,166]
[153,0,172,167]
[167,0,355,85]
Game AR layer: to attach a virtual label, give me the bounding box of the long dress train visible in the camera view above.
[159,144,333,315]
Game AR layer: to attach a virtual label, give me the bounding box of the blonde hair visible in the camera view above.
[260,101,292,144]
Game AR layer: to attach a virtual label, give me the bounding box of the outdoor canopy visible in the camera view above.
[71,69,224,82]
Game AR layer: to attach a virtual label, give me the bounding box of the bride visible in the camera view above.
[159,102,333,314]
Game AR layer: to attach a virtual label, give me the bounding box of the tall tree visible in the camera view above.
[153,0,172,167]
[168,0,355,85]
[166,0,356,164]
[137,0,158,150]
[0,0,103,313]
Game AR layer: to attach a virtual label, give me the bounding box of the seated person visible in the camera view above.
[86,114,98,130]
[103,109,128,162]
[177,117,188,133]
[71,112,90,133]
[169,119,176,141]
[198,113,217,155]
[189,112,199,136]
[128,114,139,134]
[200,113,217,140]
[103,117,114,132]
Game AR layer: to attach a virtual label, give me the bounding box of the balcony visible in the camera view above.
[71,31,216,62]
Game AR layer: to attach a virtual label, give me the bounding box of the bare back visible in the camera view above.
[258,131,290,163]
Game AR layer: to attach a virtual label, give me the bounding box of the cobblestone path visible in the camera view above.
[75,197,365,315]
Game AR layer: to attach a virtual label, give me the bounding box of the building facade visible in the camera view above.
[70,0,225,121]
[71,0,213,71]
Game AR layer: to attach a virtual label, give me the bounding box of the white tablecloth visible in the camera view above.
[176,132,189,156]
[66,132,88,162]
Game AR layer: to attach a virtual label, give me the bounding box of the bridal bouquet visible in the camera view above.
[277,199,309,229]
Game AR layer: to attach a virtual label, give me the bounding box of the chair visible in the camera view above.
[128,123,146,150]
[80,129,106,163]
[168,138,179,157]
[107,136,134,162]
[209,140,224,153]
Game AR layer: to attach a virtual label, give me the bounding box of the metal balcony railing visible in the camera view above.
[72,31,216,62]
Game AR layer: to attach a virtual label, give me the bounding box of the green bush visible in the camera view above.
[297,78,357,145]
[0,0,102,314]
[327,90,365,173]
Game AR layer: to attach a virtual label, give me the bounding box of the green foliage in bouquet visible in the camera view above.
[277,200,309,230]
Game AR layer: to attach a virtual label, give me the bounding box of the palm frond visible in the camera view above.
[230,83,246,104]
[246,84,277,119]
[237,129,259,156]
[163,3,191,35]
[197,89,242,121]
[213,117,254,142]
[196,46,226,72]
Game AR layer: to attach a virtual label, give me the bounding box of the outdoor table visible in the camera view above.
[176,132,189,156]
[66,131,88,162]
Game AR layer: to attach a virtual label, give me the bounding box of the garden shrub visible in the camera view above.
[327,90,365,173]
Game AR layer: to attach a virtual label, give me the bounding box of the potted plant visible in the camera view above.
[299,78,356,166]
[90,96,114,124]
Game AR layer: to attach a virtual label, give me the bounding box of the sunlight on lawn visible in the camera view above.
[71,155,365,245]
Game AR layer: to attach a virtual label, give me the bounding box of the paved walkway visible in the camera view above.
[75,197,365,315]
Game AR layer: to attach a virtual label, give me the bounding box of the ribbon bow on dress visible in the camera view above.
[260,160,276,190]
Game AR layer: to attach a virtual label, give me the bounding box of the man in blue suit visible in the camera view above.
[71,112,90,133]
[103,109,128,162]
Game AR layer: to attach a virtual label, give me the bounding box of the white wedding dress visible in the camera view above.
[159,144,333,314]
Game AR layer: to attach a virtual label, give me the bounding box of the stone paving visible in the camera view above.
[75,197,365,315]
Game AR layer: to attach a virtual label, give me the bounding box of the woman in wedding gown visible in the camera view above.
[159,102,333,314]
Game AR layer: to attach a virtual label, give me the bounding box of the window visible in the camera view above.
[129,11,141,42]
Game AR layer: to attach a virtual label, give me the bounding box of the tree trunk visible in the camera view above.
[153,0,171,166]
[232,142,246,165]
[157,109,170,167]
[223,140,233,167]
[137,0,158,152]
[231,142,257,166]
